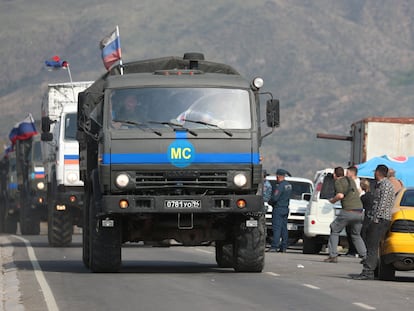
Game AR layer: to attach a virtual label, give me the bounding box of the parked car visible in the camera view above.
[378,187,414,280]
[265,175,314,245]
[303,168,347,254]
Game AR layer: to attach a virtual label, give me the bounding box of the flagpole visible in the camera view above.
[65,63,76,101]
[116,25,124,75]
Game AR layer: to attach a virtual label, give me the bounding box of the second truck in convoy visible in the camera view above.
[41,81,92,246]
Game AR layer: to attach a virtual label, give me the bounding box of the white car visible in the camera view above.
[265,176,314,245]
[303,168,347,254]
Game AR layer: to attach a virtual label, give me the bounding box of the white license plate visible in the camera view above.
[287,223,298,230]
[164,200,201,209]
[246,220,258,227]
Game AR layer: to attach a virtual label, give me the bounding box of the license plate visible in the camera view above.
[287,223,298,230]
[246,220,258,227]
[164,200,201,209]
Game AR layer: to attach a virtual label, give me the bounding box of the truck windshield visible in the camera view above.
[110,88,251,129]
[64,113,77,140]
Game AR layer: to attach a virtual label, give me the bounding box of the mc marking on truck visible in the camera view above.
[168,131,195,168]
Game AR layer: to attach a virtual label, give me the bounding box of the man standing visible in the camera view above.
[266,169,292,253]
[324,166,366,263]
[354,164,395,280]
[345,166,362,257]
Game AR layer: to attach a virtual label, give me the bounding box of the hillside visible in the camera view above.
[1,0,414,178]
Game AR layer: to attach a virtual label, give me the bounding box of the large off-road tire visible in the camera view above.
[82,190,90,269]
[89,191,122,273]
[5,212,18,234]
[19,204,40,235]
[378,256,396,281]
[48,208,73,247]
[215,241,234,268]
[233,215,266,272]
[302,235,323,254]
[0,203,5,233]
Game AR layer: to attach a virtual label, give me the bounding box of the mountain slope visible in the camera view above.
[1,0,414,177]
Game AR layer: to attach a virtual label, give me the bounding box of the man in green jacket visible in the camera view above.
[324,166,367,263]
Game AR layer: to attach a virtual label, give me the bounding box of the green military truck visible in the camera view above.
[77,53,279,272]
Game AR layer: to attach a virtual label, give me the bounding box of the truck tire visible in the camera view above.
[82,190,90,269]
[302,235,322,254]
[5,212,18,234]
[215,241,233,268]
[48,208,73,247]
[19,205,40,235]
[233,215,265,272]
[378,256,396,281]
[89,193,122,273]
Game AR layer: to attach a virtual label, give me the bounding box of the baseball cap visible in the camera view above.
[276,168,291,177]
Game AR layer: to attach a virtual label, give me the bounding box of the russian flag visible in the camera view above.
[45,55,68,69]
[100,26,122,70]
[9,114,38,145]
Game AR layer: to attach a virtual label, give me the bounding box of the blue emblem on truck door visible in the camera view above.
[168,131,195,168]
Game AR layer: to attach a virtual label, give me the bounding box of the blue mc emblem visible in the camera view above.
[168,134,195,168]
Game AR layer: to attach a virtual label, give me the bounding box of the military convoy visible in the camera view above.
[77,53,279,272]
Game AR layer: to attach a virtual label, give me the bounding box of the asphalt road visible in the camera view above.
[1,232,413,311]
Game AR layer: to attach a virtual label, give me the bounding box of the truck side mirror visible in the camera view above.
[41,132,53,142]
[266,99,280,128]
[41,117,53,133]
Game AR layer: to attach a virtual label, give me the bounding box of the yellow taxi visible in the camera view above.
[378,188,414,280]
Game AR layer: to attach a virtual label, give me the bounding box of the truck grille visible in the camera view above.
[135,171,228,189]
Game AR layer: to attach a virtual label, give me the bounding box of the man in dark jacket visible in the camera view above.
[266,168,292,253]
[354,164,395,280]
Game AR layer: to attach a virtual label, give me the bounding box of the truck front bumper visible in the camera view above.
[101,194,263,214]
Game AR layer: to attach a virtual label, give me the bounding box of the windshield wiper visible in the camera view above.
[149,121,198,136]
[183,119,233,137]
[112,119,162,136]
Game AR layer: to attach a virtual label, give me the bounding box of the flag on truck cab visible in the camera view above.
[100,26,122,70]
[45,55,69,69]
[9,113,38,145]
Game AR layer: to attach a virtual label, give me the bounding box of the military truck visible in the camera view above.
[0,151,18,233]
[77,53,279,272]
[41,81,92,246]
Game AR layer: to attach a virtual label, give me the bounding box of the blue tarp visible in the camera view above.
[357,155,414,187]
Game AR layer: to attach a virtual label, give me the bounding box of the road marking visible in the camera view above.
[194,248,213,254]
[353,302,376,310]
[13,235,60,311]
[265,272,280,277]
[302,283,320,290]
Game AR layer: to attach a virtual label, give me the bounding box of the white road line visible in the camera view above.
[194,248,214,254]
[265,272,280,277]
[353,302,376,310]
[12,235,60,311]
[302,283,320,290]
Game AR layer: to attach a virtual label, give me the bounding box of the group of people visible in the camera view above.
[324,164,399,280]
[263,164,401,281]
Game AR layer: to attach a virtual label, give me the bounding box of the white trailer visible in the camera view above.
[350,117,414,164]
[41,81,92,246]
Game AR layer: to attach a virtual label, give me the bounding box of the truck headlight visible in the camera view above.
[115,173,130,188]
[233,173,247,187]
[36,182,45,190]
